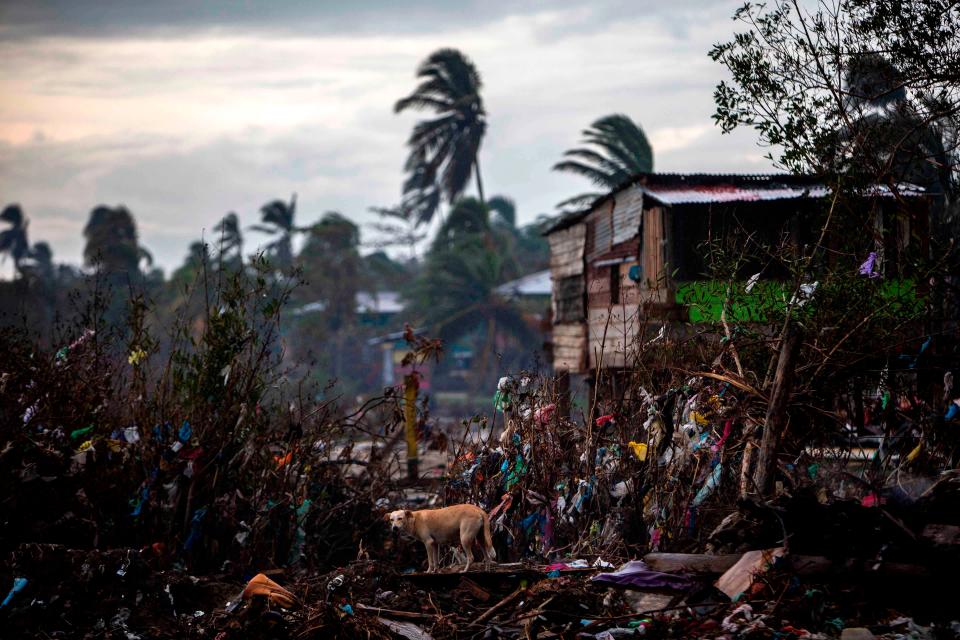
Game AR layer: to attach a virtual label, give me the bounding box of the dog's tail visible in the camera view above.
[482,512,497,561]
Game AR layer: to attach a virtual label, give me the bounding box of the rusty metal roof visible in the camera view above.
[544,172,928,234]
[642,181,925,205]
[642,183,829,205]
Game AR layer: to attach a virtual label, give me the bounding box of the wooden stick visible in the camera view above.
[354,603,436,621]
[471,587,525,626]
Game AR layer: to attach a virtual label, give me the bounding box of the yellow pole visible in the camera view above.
[403,372,419,480]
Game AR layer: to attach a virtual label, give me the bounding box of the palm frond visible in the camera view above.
[1,204,24,226]
[553,113,654,209]
[555,192,603,209]
[552,159,619,186]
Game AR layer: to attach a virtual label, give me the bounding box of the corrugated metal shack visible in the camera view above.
[543,172,928,378]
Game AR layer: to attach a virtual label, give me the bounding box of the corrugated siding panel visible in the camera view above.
[613,186,643,245]
[548,224,586,278]
[588,202,614,260]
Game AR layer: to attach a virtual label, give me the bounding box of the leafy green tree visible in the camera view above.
[83,205,152,275]
[433,197,492,250]
[290,213,368,394]
[396,48,488,223]
[487,195,516,228]
[24,241,54,283]
[485,196,551,274]
[363,250,412,292]
[514,217,552,275]
[297,212,364,332]
[0,204,30,276]
[172,241,210,287]
[710,2,957,200]
[706,0,959,494]
[411,235,533,387]
[251,194,300,271]
[553,114,654,209]
[411,198,536,386]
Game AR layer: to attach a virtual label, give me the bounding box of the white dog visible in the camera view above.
[387,504,496,573]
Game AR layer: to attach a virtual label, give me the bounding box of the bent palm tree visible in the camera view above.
[0,204,29,276]
[251,194,298,271]
[395,48,487,223]
[214,212,243,266]
[553,114,654,209]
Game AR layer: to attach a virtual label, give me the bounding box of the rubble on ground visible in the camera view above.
[3,326,959,638]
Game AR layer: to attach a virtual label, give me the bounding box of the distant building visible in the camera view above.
[291,290,402,325]
[494,270,551,299]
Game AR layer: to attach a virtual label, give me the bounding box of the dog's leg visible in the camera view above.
[425,540,437,573]
[460,532,475,572]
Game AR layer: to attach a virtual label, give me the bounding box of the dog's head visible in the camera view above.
[385,509,412,533]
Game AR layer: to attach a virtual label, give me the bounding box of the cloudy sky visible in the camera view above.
[0,0,775,275]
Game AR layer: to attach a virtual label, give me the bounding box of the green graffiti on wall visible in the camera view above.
[674,279,922,323]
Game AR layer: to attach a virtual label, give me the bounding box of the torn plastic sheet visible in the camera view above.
[591,560,694,591]
[692,463,723,508]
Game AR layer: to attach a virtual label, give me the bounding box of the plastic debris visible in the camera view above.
[858,252,880,278]
[241,573,298,609]
[0,577,27,608]
[627,441,648,461]
[591,560,694,591]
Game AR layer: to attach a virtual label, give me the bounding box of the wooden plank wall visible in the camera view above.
[553,322,586,372]
[642,206,666,289]
[587,304,642,369]
[548,223,587,372]
[548,195,677,374]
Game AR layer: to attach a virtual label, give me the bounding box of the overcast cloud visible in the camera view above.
[0,0,775,275]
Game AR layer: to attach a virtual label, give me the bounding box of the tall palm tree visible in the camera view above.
[399,152,443,226]
[0,204,29,276]
[298,212,364,332]
[553,114,654,209]
[251,194,299,271]
[214,212,243,265]
[83,205,152,274]
[395,48,487,224]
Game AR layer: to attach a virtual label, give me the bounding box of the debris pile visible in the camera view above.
[2,309,959,637]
